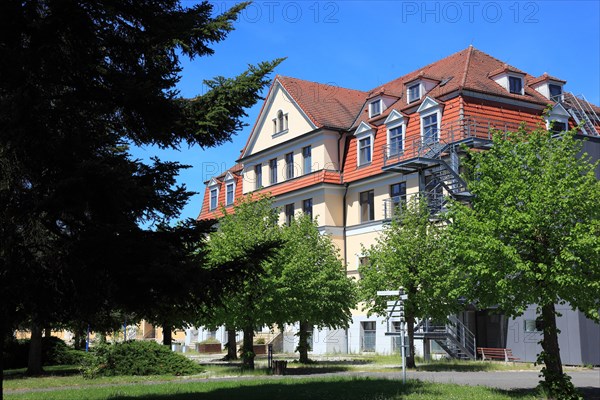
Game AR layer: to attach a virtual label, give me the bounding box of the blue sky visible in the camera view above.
[132,0,600,222]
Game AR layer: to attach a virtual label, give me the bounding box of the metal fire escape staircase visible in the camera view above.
[566,94,600,136]
[413,316,477,360]
[382,118,496,217]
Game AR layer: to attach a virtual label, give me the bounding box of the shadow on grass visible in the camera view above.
[415,362,499,372]
[4,365,80,379]
[105,378,539,400]
[285,366,352,375]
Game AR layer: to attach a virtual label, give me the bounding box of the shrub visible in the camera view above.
[3,337,86,369]
[82,340,203,378]
[199,337,220,344]
[254,338,265,345]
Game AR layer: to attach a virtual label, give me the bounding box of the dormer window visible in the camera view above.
[416,97,442,145]
[509,76,523,94]
[384,110,407,158]
[408,84,421,103]
[354,122,375,167]
[223,172,235,206]
[549,84,562,101]
[369,100,381,118]
[545,103,570,134]
[273,110,288,134]
[209,188,218,210]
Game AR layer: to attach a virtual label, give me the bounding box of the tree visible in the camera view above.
[358,197,458,368]
[0,0,282,392]
[274,214,356,363]
[445,128,600,399]
[206,195,282,369]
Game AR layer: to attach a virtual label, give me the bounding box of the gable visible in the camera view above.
[241,81,317,159]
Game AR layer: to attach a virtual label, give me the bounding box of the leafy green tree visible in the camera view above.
[206,195,282,369]
[445,128,600,399]
[275,214,356,363]
[359,197,457,368]
[0,0,282,390]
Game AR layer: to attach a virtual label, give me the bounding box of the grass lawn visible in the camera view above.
[4,377,539,400]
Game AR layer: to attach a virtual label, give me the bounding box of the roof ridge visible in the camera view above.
[460,45,474,89]
[277,75,368,95]
[368,46,473,93]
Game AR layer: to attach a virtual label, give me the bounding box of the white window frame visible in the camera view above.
[285,152,294,180]
[358,137,372,166]
[369,99,382,118]
[417,97,442,145]
[354,122,374,167]
[387,123,405,157]
[254,164,262,189]
[408,83,421,103]
[269,158,278,185]
[209,187,218,211]
[302,145,312,174]
[225,182,234,206]
[273,109,289,135]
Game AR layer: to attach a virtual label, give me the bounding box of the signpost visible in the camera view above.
[377,288,408,384]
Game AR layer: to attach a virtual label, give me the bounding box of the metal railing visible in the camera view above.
[383,116,528,168]
[415,315,476,360]
[382,191,447,221]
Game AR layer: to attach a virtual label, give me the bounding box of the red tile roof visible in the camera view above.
[351,46,553,129]
[528,73,567,86]
[277,76,367,129]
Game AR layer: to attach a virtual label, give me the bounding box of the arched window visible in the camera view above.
[277,110,284,132]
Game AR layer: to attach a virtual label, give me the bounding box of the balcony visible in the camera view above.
[383,191,447,221]
[382,116,524,171]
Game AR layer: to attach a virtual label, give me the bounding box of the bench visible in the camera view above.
[477,347,520,362]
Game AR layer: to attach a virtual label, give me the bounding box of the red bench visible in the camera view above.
[477,347,520,362]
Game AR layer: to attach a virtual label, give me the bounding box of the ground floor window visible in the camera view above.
[361,321,376,352]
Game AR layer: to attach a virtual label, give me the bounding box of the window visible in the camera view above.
[408,84,420,102]
[509,76,522,94]
[390,182,406,210]
[269,158,277,184]
[549,120,567,133]
[361,321,376,352]
[273,110,288,133]
[285,203,294,226]
[302,146,312,174]
[422,113,438,143]
[524,318,543,333]
[360,190,375,222]
[369,100,381,117]
[303,198,313,218]
[389,126,403,156]
[285,152,294,180]
[209,188,218,210]
[254,164,262,189]
[358,256,370,268]
[549,84,562,101]
[358,137,372,166]
[225,182,234,206]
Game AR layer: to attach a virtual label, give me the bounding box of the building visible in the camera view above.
[196,46,600,364]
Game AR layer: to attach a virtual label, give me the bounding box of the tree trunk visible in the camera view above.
[406,315,416,368]
[297,321,310,364]
[226,327,237,360]
[26,323,44,375]
[1,318,5,400]
[44,327,51,338]
[162,323,172,346]
[539,302,579,399]
[241,326,255,369]
[72,325,86,350]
